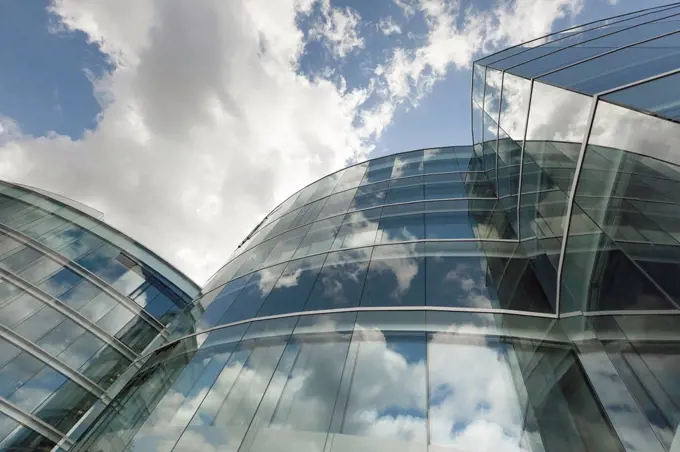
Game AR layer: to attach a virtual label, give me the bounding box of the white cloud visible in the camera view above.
[309,0,364,59]
[377,0,584,106]
[378,16,402,36]
[0,0,375,284]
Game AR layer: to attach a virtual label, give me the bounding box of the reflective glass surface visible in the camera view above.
[0,181,199,449]
[75,312,680,452]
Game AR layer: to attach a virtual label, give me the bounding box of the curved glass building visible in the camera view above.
[21,4,680,452]
[0,181,200,451]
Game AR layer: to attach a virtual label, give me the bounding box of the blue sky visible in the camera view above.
[0,0,672,282]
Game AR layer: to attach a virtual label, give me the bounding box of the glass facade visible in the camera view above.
[6,6,678,452]
[0,181,200,451]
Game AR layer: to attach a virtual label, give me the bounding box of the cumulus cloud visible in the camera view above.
[0,0,376,284]
[376,0,583,106]
[378,16,402,36]
[308,0,365,58]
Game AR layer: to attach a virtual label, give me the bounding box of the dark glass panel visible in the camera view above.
[256,254,326,316]
[304,247,372,311]
[359,243,426,307]
[603,72,680,121]
[219,263,287,324]
[331,208,381,250]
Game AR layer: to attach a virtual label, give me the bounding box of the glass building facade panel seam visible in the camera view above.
[554,95,599,316]
[478,2,680,68]
[0,396,71,448]
[0,222,167,333]
[0,323,108,401]
[505,7,680,74]
[533,27,680,82]
[0,266,137,362]
[0,180,199,450]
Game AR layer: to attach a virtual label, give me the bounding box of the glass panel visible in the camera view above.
[499,72,531,144]
[17,256,63,284]
[385,184,425,205]
[483,67,503,123]
[293,215,344,258]
[333,163,368,193]
[360,155,396,185]
[304,247,372,311]
[472,63,485,111]
[331,208,381,250]
[1,245,43,273]
[0,420,57,450]
[261,224,312,267]
[487,4,680,71]
[603,71,680,121]
[315,188,357,221]
[541,31,680,95]
[423,147,459,174]
[472,101,483,147]
[335,330,427,450]
[506,9,680,78]
[349,187,386,211]
[219,263,287,324]
[359,243,426,307]
[425,253,499,309]
[256,254,327,316]
[391,150,424,179]
[519,82,591,307]
[424,211,475,239]
[376,210,425,244]
[561,100,680,312]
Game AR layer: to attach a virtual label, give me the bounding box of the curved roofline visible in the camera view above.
[13,182,105,220]
[0,179,200,295]
[214,144,474,274]
[473,1,680,66]
[241,144,473,240]
[204,143,475,289]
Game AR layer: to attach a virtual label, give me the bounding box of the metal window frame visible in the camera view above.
[477,1,680,67]
[534,28,680,81]
[0,267,137,361]
[0,396,72,449]
[0,224,165,333]
[554,96,598,317]
[0,324,109,402]
[597,66,680,97]
[515,79,535,239]
[133,304,559,366]
[505,8,680,74]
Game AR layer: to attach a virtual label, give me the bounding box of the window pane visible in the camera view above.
[423,147,459,174]
[304,247,372,311]
[360,243,426,307]
[220,263,287,323]
[333,163,368,193]
[331,208,381,250]
[293,216,344,258]
[424,212,475,239]
[385,185,424,205]
[376,213,425,244]
[256,254,327,316]
[603,72,680,121]
[315,189,357,221]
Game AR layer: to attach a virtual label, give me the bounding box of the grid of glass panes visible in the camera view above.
[0,181,199,447]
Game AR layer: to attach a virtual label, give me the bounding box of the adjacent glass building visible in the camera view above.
[6,4,680,452]
[0,181,200,451]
